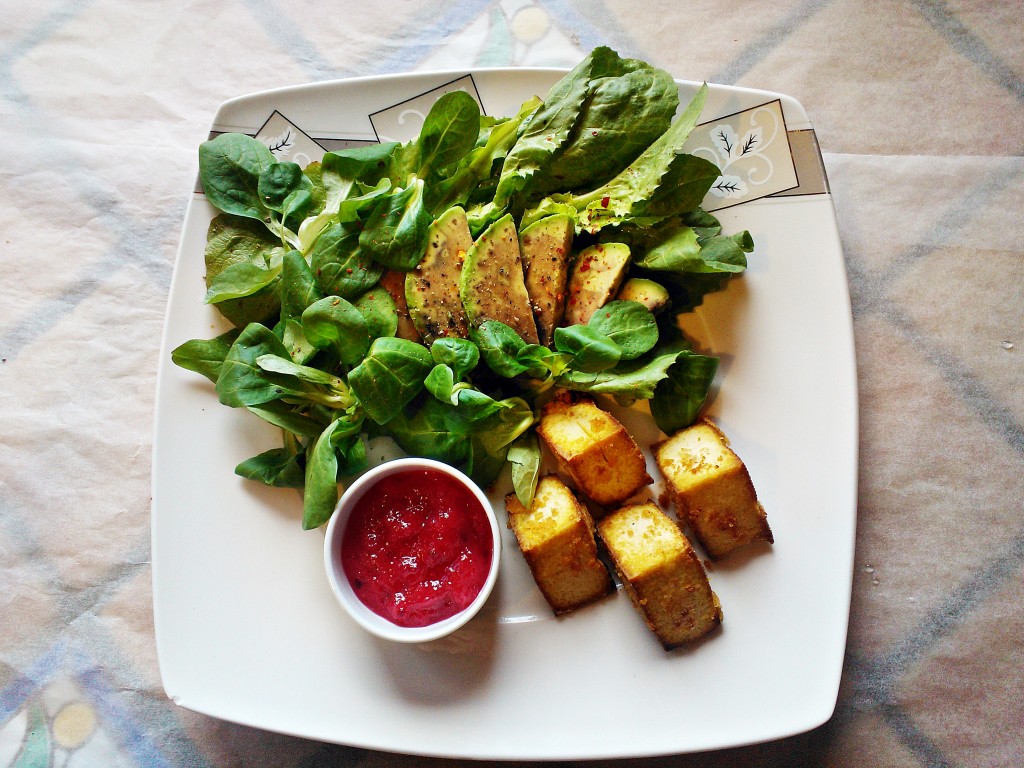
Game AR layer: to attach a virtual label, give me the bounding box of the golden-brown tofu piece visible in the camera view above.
[597,502,722,649]
[536,397,652,507]
[654,419,773,559]
[505,475,613,614]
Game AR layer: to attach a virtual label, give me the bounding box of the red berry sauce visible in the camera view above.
[340,469,493,628]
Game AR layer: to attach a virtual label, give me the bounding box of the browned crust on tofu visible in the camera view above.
[654,418,773,559]
[536,395,652,508]
[505,475,613,614]
[597,502,722,649]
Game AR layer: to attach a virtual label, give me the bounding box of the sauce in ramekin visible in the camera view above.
[340,468,494,628]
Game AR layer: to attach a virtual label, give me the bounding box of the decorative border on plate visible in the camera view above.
[685,99,800,212]
[368,74,484,143]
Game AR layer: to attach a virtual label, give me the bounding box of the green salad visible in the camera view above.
[172,46,753,530]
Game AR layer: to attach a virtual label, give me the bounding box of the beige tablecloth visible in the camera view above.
[2,1,1022,766]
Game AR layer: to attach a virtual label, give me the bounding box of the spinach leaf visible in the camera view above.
[258,161,314,222]
[281,318,317,364]
[533,84,713,233]
[466,435,509,487]
[171,329,239,383]
[475,396,535,455]
[256,354,349,390]
[245,401,327,438]
[198,133,277,220]
[681,207,723,239]
[693,231,753,272]
[534,58,679,193]
[491,47,620,211]
[649,352,718,434]
[347,337,434,424]
[301,296,371,365]
[555,343,688,404]
[432,97,539,217]
[586,300,658,360]
[384,397,472,466]
[632,225,702,271]
[627,153,723,224]
[410,90,481,180]
[424,363,461,404]
[516,343,561,379]
[298,177,392,253]
[323,142,401,192]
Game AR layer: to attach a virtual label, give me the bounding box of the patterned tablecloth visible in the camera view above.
[2,2,1022,766]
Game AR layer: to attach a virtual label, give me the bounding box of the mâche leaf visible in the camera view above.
[649,352,719,434]
[301,295,371,365]
[347,337,434,424]
[508,432,542,507]
[204,260,283,304]
[215,323,293,407]
[171,329,239,383]
[309,222,382,299]
[358,179,433,270]
[586,300,659,360]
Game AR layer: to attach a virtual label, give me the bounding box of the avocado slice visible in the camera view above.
[616,277,670,314]
[520,214,574,347]
[460,213,539,344]
[405,206,473,344]
[563,242,631,326]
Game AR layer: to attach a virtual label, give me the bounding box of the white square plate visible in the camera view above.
[152,68,857,760]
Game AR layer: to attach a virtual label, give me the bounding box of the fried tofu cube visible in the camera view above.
[505,475,613,614]
[536,397,652,507]
[597,502,722,648]
[654,419,773,559]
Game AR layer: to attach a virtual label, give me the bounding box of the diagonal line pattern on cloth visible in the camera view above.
[911,0,1024,107]
[0,1,96,78]
[841,531,1024,767]
[879,702,960,768]
[0,195,182,361]
[835,149,1024,764]
[240,0,340,81]
[709,0,836,84]
[1,58,184,359]
[344,0,497,74]
[841,155,1024,457]
[535,0,643,56]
